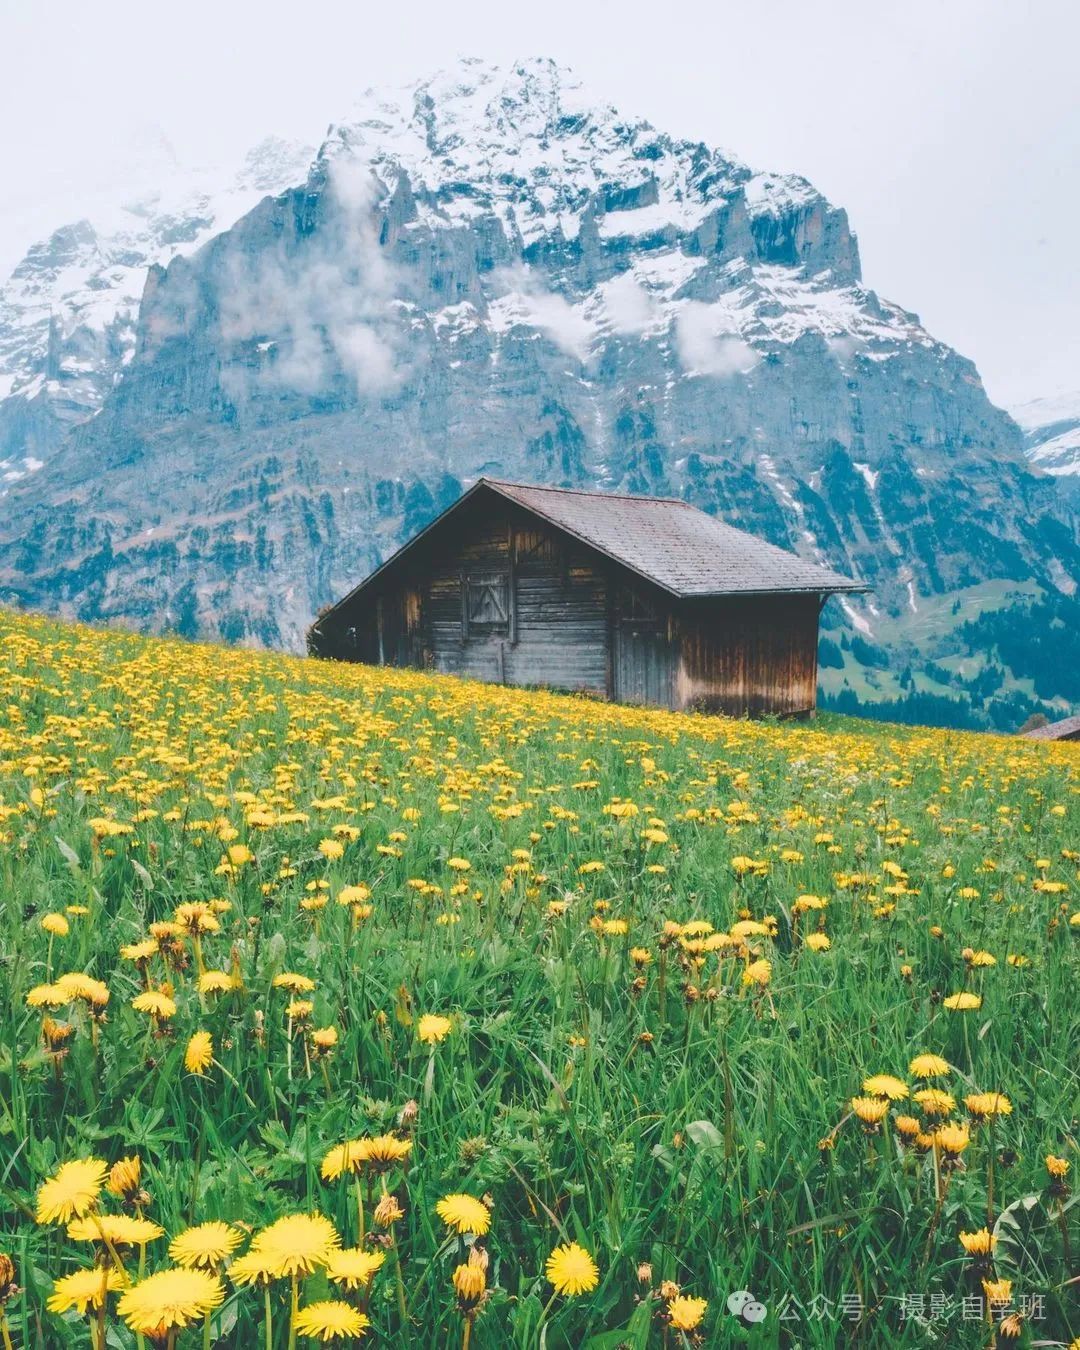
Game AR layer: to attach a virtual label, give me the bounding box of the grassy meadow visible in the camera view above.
[0,608,1077,1347]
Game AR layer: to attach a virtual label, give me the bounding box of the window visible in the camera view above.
[464,572,510,636]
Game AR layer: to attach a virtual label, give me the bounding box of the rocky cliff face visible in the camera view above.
[0,57,1076,656]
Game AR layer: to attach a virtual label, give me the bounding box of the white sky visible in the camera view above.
[1,0,1076,408]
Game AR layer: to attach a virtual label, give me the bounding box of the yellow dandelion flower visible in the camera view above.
[909,1053,950,1078]
[850,1096,890,1125]
[435,1193,491,1236]
[742,959,772,987]
[959,1227,996,1256]
[184,1031,213,1075]
[25,984,73,1009]
[964,1092,1012,1118]
[47,1267,127,1315]
[273,972,316,994]
[914,1088,956,1116]
[862,1074,908,1101]
[169,1221,242,1269]
[120,939,160,962]
[545,1242,599,1296]
[131,990,177,1019]
[198,971,238,994]
[943,992,981,1011]
[36,1158,108,1224]
[417,1013,453,1045]
[228,1249,280,1287]
[325,1247,385,1290]
[668,1294,708,1331]
[934,1123,970,1156]
[67,1214,163,1245]
[294,1300,369,1340]
[251,1213,340,1277]
[116,1267,224,1336]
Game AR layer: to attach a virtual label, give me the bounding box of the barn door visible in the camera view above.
[613,585,674,708]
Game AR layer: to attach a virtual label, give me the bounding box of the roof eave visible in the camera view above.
[678,582,869,598]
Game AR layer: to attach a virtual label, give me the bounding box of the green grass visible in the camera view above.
[0,609,1077,1348]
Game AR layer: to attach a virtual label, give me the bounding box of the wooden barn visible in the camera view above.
[308,478,866,717]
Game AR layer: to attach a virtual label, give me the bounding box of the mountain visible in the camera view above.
[1012,391,1080,495]
[0,135,315,485]
[0,57,1076,726]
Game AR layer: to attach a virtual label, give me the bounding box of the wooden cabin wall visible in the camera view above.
[323,496,610,696]
[673,594,820,716]
[423,498,609,694]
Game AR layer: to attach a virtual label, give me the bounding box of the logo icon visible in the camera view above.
[727,1290,768,1324]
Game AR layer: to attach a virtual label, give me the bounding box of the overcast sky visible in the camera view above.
[1,0,1075,408]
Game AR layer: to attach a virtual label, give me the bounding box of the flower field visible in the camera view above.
[0,608,1077,1347]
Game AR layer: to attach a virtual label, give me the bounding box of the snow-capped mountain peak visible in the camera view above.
[1011,390,1080,479]
[0,133,315,482]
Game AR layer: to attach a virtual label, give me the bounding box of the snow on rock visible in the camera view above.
[0,135,315,454]
[1011,391,1080,477]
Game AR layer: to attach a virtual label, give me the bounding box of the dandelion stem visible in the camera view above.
[1057,1202,1073,1270]
[392,1231,408,1326]
[354,1176,366,1244]
[287,1273,298,1350]
[264,1283,273,1350]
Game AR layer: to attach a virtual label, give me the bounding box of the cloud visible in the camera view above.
[489,264,595,362]
[600,272,657,334]
[219,154,411,399]
[675,301,758,377]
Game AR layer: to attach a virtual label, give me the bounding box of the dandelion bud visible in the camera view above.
[637,1262,653,1285]
[0,1252,16,1302]
[659,1280,681,1300]
[373,1192,405,1227]
[453,1260,486,1309]
[398,1099,419,1128]
[42,1018,75,1048]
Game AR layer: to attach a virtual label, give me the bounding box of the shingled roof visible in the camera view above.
[483,479,865,597]
[1020,713,1080,742]
[317,477,866,625]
